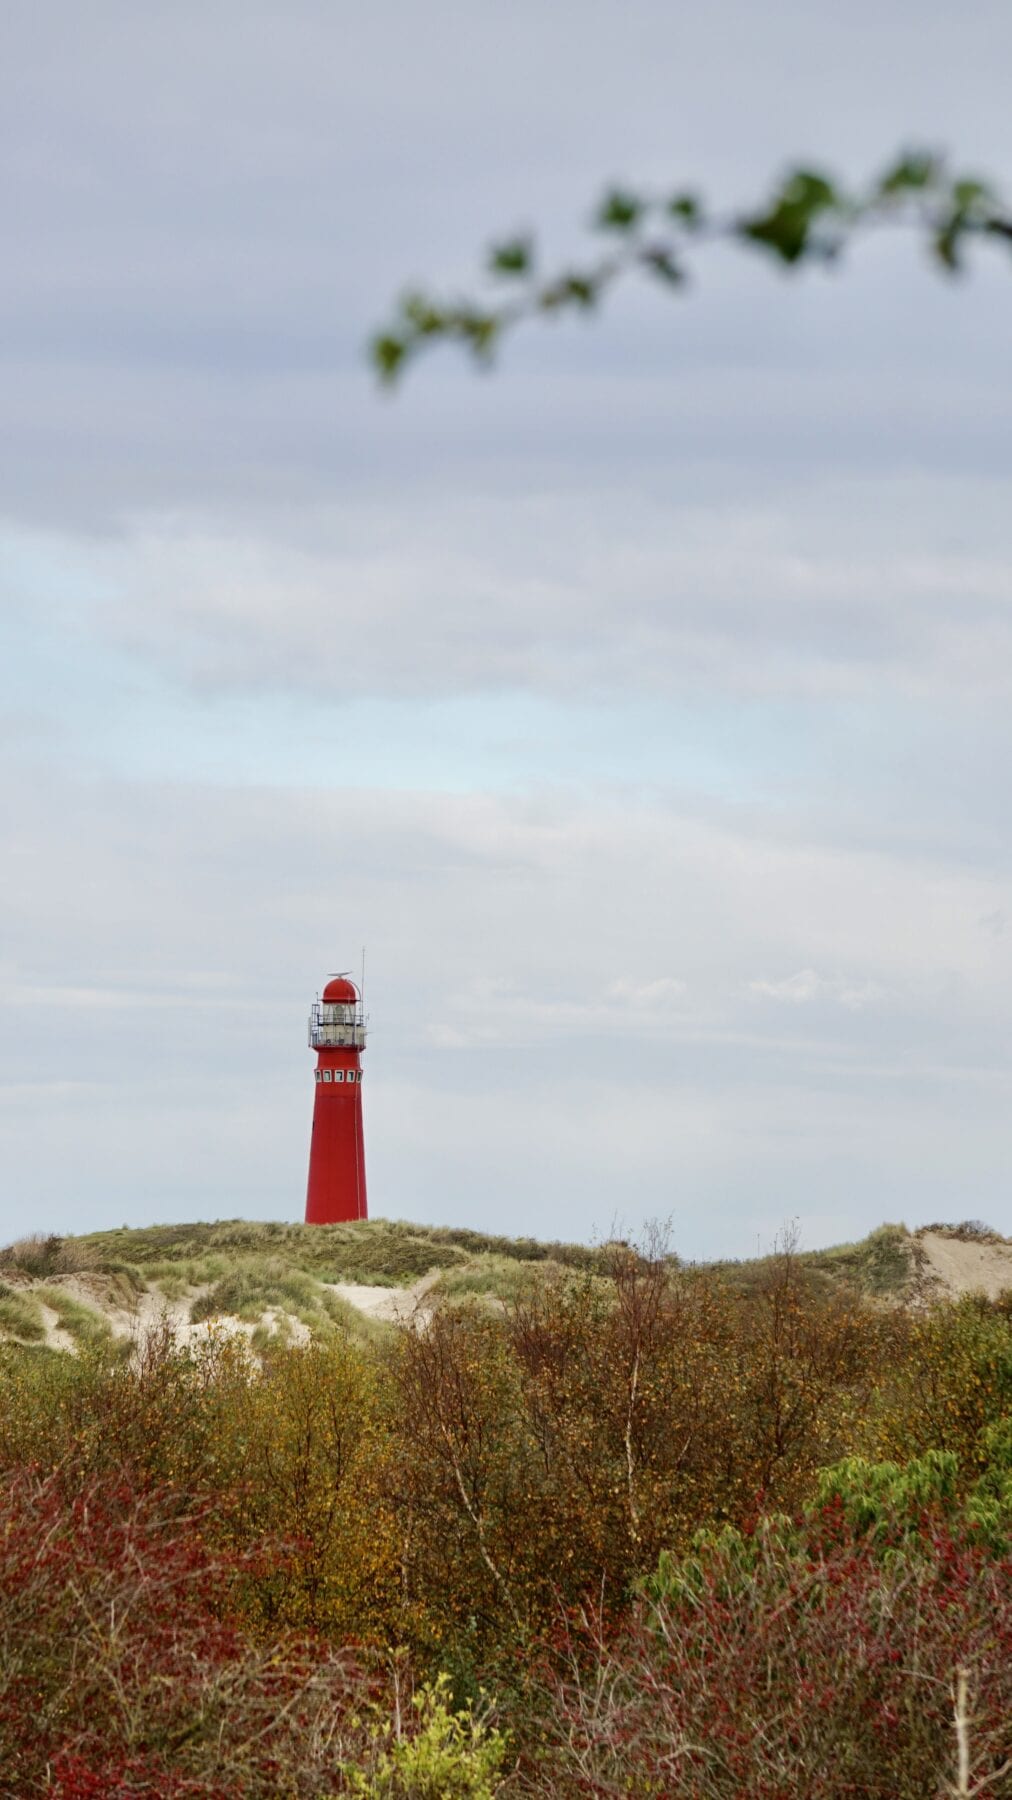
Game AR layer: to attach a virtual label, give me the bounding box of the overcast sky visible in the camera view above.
[2,0,1011,1255]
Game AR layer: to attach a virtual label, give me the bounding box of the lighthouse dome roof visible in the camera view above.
[322,975,359,1003]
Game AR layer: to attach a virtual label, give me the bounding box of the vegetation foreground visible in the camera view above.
[0,1219,1009,1796]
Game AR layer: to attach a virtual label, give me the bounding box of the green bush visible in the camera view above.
[340,1675,507,1799]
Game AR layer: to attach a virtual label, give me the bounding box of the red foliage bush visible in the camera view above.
[0,1467,400,1798]
[530,1511,1012,1798]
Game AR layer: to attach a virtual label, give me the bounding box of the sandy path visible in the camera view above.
[324,1270,441,1325]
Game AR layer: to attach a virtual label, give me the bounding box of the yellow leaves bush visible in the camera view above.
[873,1295,1012,1472]
[223,1337,401,1641]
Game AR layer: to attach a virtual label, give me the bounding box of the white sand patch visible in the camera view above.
[122,1292,312,1352]
[7,1264,442,1355]
[256,1308,312,1348]
[915,1230,1012,1301]
[16,1275,313,1358]
[324,1270,440,1325]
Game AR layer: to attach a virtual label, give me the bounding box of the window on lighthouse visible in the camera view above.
[322,1070,332,1082]
[334,1070,345,1082]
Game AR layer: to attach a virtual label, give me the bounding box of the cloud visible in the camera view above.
[8,470,1012,717]
[607,977,687,1007]
[748,970,889,1011]
[426,973,688,1049]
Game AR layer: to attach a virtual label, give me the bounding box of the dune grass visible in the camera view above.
[0,1285,46,1343]
[189,1257,390,1346]
[801,1223,914,1295]
[78,1218,603,1284]
[249,1314,298,1356]
[708,1223,914,1300]
[432,1254,575,1305]
[189,1261,321,1324]
[35,1286,112,1347]
[80,1221,606,1337]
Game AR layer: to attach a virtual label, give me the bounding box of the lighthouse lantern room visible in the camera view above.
[305,974,368,1224]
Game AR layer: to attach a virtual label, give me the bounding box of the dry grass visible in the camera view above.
[0,1233,99,1278]
[920,1220,1006,1244]
[0,1284,46,1342]
[77,1218,603,1283]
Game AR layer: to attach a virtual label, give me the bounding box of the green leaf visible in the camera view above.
[667,192,702,227]
[877,151,941,196]
[540,274,599,310]
[934,220,963,271]
[952,177,994,212]
[371,334,408,383]
[488,237,533,278]
[738,205,810,264]
[401,292,445,336]
[461,313,499,359]
[596,188,643,231]
[783,170,839,210]
[738,170,841,264]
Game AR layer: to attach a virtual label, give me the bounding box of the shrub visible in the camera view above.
[340,1672,507,1798]
[0,1215,1011,1800]
[876,1295,1012,1470]
[532,1511,1012,1797]
[0,1467,485,1799]
[0,1233,99,1277]
[968,1415,1012,1550]
[222,1338,400,1641]
[388,1238,890,1655]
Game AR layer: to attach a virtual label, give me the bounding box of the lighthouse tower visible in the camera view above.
[305,974,368,1224]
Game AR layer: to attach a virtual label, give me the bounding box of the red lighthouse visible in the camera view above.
[305,974,368,1224]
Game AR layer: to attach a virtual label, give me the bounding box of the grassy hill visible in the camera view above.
[0,1216,1007,1352]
